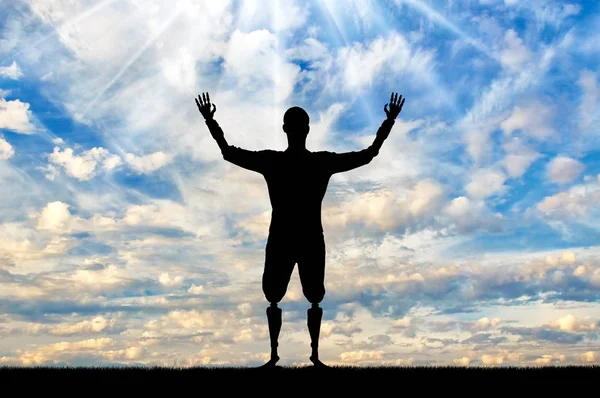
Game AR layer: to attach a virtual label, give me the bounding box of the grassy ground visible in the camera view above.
[2,365,598,389]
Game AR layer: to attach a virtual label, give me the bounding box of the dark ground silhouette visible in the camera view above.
[195,92,405,367]
[1,365,597,391]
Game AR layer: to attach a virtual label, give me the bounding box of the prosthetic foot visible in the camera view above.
[307,303,329,368]
[261,303,282,368]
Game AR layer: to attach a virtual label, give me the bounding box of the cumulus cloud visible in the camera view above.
[158,272,184,287]
[500,29,532,70]
[549,314,597,333]
[534,354,554,366]
[36,201,73,233]
[339,350,385,363]
[0,136,14,159]
[465,169,507,199]
[124,152,171,174]
[104,346,145,361]
[474,317,502,330]
[145,310,221,331]
[320,322,363,339]
[388,316,417,338]
[323,180,445,232]
[546,156,584,184]
[535,175,600,219]
[500,101,555,140]
[19,338,114,365]
[0,61,23,79]
[501,137,540,178]
[188,284,205,294]
[50,317,117,336]
[0,97,35,134]
[580,351,597,363]
[237,303,253,316]
[453,357,470,366]
[481,354,504,365]
[48,146,122,180]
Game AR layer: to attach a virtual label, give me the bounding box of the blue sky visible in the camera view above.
[0,0,599,367]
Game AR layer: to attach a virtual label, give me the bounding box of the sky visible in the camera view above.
[0,0,599,367]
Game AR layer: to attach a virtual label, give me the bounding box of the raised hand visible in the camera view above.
[195,92,217,120]
[384,92,405,120]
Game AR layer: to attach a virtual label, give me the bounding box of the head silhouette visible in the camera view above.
[283,106,310,135]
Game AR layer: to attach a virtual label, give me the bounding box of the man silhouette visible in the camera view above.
[195,92,406,368]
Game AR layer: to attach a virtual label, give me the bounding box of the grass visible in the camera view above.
[1,365,598,389]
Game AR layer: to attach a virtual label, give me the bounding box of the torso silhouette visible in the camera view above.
[221,145,377,236]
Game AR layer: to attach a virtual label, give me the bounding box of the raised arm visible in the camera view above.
[195,92,271,174]
[326,92,406,174]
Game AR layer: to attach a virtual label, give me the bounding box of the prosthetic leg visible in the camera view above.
[261,303,282,368]
[307,303,328,368]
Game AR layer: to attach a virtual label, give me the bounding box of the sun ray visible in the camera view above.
[79,7,182,119]
[400,0,496,60]
[2,0,122,65]
[317,0,378,129]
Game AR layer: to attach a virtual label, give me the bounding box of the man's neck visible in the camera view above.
[285,146,309,153]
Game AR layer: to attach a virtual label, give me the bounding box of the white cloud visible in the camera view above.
[323,180,445,232]
[460,44,557,164]
[339,350,384,363]
[50,317,117,336]
[39,164,59,181]
[0,97,35,134]
[500,101,555,140]
[474,317,501,330]
[124,152,171,174]
[104,346,145,361]
[70,264,126,289]
[443,196,504,232]
[534,355,554,366]
[560,251,576,265]
[546,156,584,184]
[237,303,252,316]
[188,284,204,294]
[536,175,600,218]
[19,338,113,365]
[320,323,362,338]
[37,201,73,234]
[454,357,470,366]
[0,136,14,159]
[145,310,221,330]
[481,354,504,365]
[222,29,300,102]
[0,61,23,79]
[336,31,435,93]
[578,70,598,131]
[580,352,597,363]
[501,137,540,178]
[466,168,507,199]
[500,29,532,70]
[49,146,122,180]
[549,314,596,332]
[158,272,184,287]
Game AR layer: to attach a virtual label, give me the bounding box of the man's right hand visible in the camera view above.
[384,92,405,121]
[195,92,217,120]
